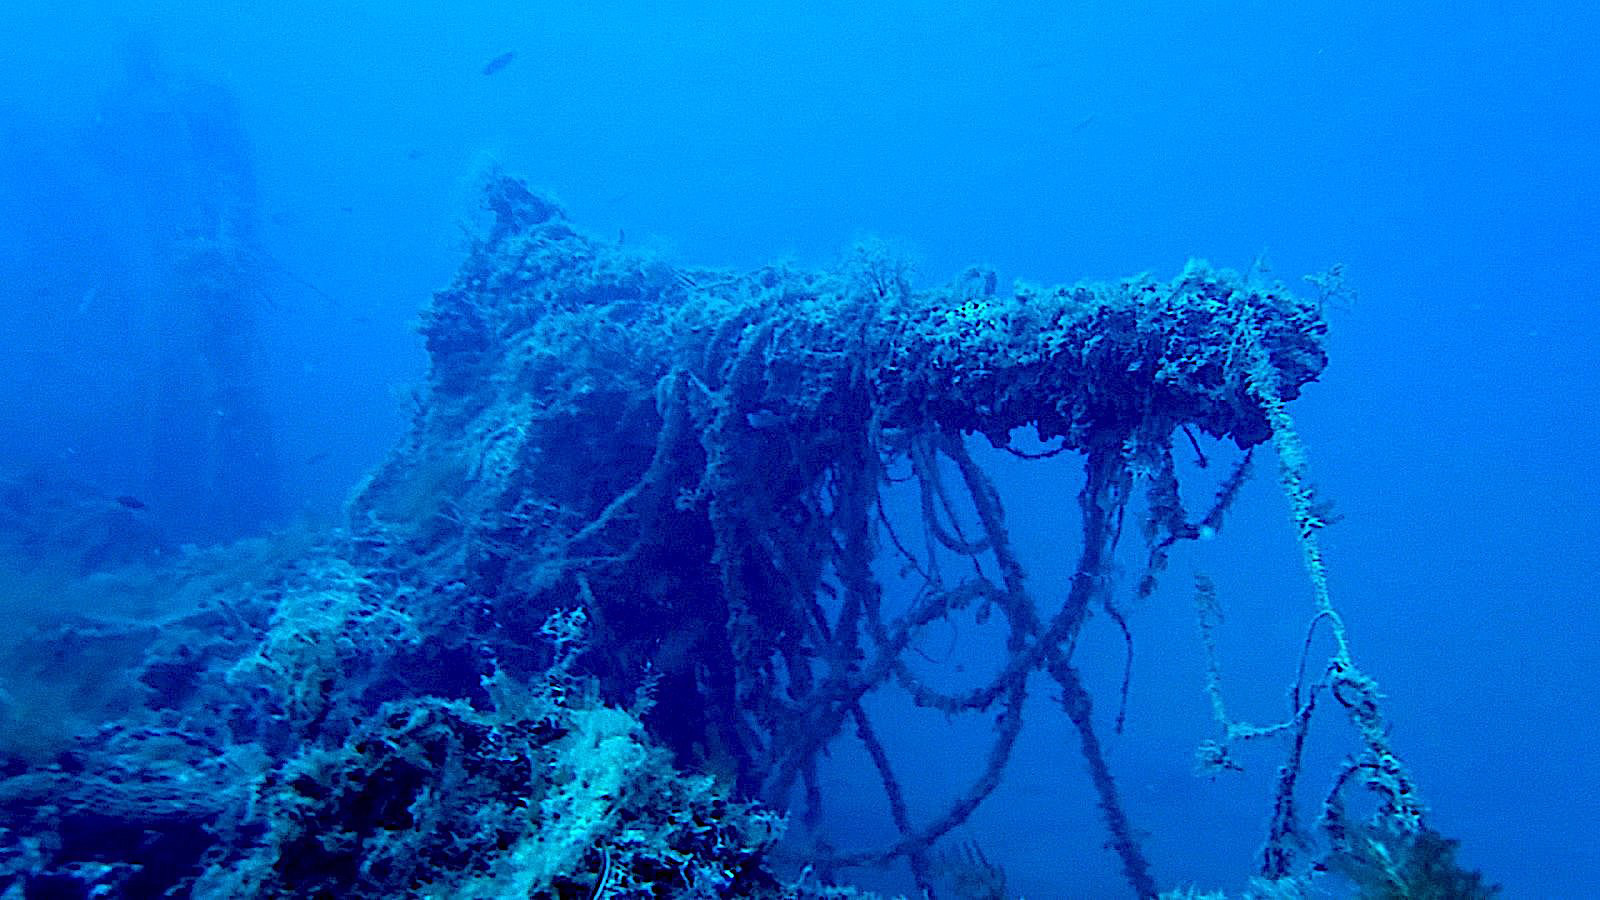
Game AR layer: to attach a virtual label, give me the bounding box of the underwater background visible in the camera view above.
[1,1,1596,896]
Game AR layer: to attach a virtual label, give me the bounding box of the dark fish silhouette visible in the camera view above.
[482,51,517,76]
[114,495,147,510]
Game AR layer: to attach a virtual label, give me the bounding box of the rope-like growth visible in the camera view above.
[1181,310,1428,883]
[352,180,1385,896]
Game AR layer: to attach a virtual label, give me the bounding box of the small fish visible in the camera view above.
[75,287,99,316]
[114,495,147,510]
[745,409,786,430]
[304,451,333,465]
[482,51,517,76]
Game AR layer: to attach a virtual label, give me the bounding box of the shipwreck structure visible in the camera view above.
[0,176,1488,898]
[342,177,1429,894]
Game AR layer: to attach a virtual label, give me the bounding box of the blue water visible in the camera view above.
[2,1,1596,896]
